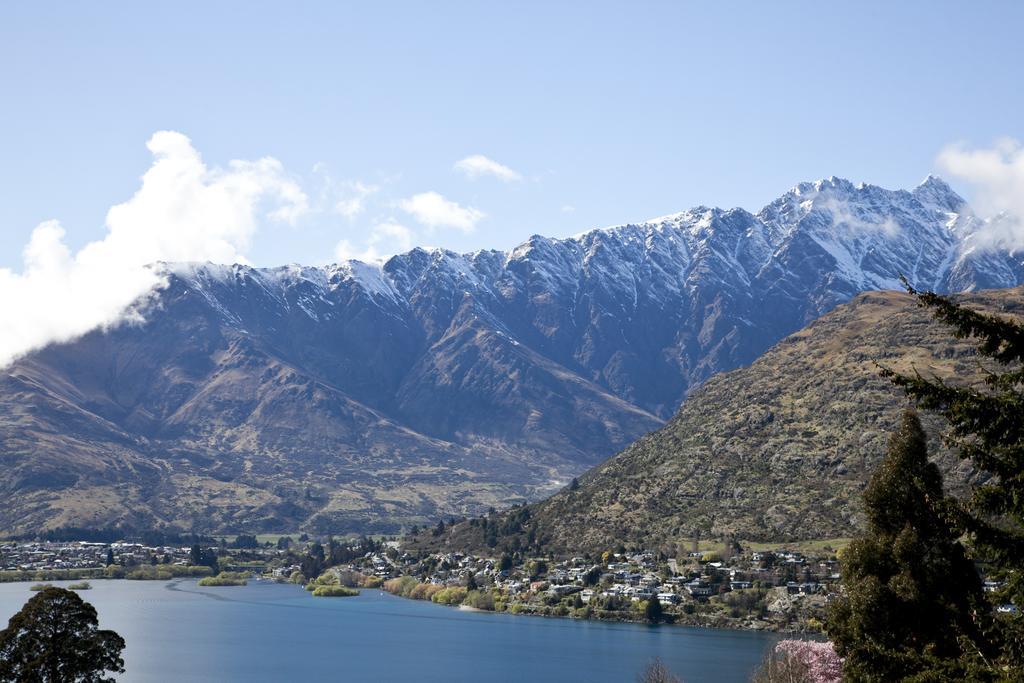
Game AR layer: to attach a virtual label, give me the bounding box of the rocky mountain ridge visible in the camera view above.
[1,175,1021,535]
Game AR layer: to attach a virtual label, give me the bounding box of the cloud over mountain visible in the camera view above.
[939,138,1024,250]
[0,131,308,368]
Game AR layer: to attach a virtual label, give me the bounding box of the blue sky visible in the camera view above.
[1,1,1022,270]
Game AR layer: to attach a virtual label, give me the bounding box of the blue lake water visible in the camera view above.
[0,579,777,681]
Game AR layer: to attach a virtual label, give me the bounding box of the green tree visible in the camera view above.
[883,284,1024,675]
[231,534,258,549]
[104,548,113,567]
[189,544,219,572]
[644,597,663,624]
[0,587,125,682]
[825,410,991,680]
[582,566,602,586]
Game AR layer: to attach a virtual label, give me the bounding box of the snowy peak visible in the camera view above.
[162,174,1020,415]
[913,174,966,213]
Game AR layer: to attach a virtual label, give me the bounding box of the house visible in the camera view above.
[685,579,715,598]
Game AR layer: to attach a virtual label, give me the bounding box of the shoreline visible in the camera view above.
[380,583,820,635]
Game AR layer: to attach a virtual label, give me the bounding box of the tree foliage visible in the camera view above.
[636,658,680,683]
[752,640,841,683]
[644,597,663,624]
[0,587,125,682]
[882,284,1024,675]
[188,544,219,572]
[231,534,259,549]
[825,410,992,680]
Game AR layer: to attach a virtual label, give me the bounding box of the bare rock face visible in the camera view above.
[1,175,1022,536]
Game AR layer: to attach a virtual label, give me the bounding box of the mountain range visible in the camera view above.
[1,175,1021,536]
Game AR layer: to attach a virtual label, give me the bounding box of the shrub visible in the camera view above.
[312,585,359,597]
[314,572,338,586]
[68,582,92,590]
[384,576,419,597]
[462,590,495,611]
[102,566,125,579]
[431,586,468,606]
[410,583,443,601]
[198,572,249,587]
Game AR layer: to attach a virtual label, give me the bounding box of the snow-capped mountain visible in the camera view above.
[1,175,1019,535]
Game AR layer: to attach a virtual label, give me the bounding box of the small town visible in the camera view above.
[5,533,1013,635]
[368,543,842,632]
[0,537,288,581]
[0,535,836,630]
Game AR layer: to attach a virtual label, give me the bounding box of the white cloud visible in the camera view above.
[0,131,308,368]
[560,204,576,214]
[334,221,413,263]
[817,193,900,237]
[399,191,484,232]
[938,138,1024,250]
[334,181,379,219]
[454,154,522,182]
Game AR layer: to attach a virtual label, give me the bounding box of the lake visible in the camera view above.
[0,579,777,681]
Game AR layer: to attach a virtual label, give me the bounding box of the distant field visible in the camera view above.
[743,538,852,555]
[674,537,850,557]
[253,534,297,545]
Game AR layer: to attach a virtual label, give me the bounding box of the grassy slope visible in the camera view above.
[411,288,1024,555]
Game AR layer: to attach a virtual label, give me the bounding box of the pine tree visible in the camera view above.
[825,410,992,680]
[883,283,1024,674]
